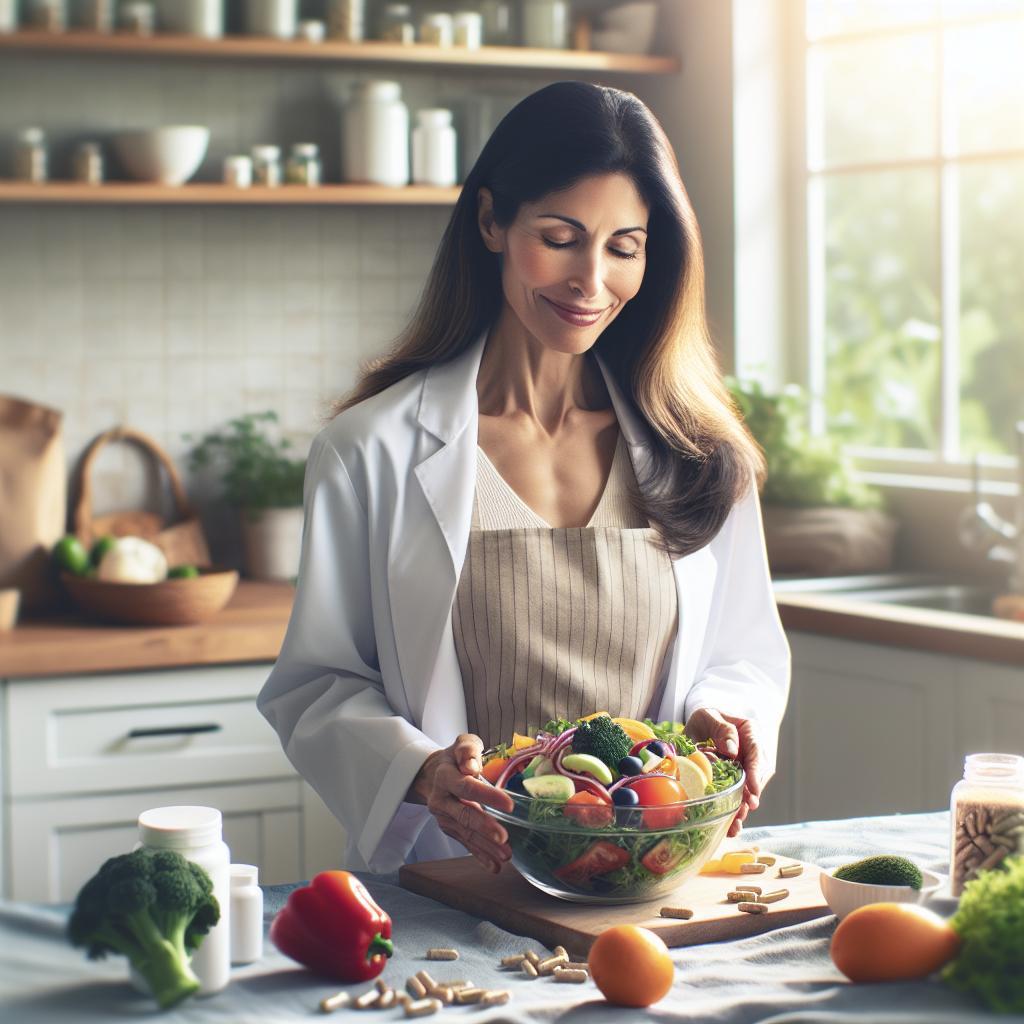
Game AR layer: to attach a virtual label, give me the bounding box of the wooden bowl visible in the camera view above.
[60,568,239,626]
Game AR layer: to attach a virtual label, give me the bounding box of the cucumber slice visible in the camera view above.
[522,775,575,801]
[522,755,555,779]
[560,753,614,785]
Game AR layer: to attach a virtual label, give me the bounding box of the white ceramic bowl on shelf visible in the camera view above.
[112,126,210,186]
[819,865,943,920]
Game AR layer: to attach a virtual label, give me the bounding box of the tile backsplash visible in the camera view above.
[0,51,554,518]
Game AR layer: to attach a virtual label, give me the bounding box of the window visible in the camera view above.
[803,0,1024,467]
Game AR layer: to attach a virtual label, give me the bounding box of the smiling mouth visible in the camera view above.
[544,298,607,315]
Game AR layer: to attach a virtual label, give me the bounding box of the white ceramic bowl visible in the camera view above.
[819,865,942,920]
[113,126,210,186]
[593,2,658,53]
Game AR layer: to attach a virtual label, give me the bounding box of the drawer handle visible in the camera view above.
[127,724,223,739]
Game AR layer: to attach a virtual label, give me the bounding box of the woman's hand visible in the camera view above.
[407,733,515,874]
[684,708,766,838]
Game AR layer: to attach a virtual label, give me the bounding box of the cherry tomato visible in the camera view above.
[640,838,687,875]
[625,775,687,829]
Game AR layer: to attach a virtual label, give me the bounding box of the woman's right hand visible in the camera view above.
[408,733,515,874]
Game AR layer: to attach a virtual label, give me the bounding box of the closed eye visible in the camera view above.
[542,238,642,261]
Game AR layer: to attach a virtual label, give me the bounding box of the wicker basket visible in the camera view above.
[71,426,211,568]
[61,568,239,626]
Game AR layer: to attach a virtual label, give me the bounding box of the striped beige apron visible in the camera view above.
[453,434,678,750]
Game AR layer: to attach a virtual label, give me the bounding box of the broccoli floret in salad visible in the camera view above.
[571,716,633,769]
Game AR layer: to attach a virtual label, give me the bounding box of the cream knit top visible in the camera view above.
[453,433,679,750]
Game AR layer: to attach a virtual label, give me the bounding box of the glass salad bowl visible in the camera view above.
[483,772,745,905]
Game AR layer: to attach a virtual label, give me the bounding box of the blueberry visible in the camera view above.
[506,772,527,795]
[612,787,639,807]
[617,755,644,776]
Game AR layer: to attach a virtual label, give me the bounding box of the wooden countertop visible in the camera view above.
[776,591,1024,666]
[0,581,294,679]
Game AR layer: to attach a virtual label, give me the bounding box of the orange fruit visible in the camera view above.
[612,717,657,743]
[831,903,960,982]
[588,925,674,1007]
[511,733,536,750]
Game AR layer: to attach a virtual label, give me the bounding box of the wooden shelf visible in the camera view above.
[0,181,461,205]
[0,29,679,75]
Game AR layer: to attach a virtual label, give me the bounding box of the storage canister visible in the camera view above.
[14,127,48,183]
[342,80,409,187]
[419,11,453,46]
[137,806,231,995]
[377,1,414,42]
[244,0,297,39]
[251,144,283,186]
[73,142,104,184]
[156,0,224,38]
[412,108,457,187]
[522,0,568,48]
[327,0,364,41]
[223,154,253,188]
[286,142,321,185]
[230,864,264,965]
[950,752,1024,897]
[453,10,482,48]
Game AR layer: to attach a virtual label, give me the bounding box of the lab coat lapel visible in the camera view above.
[389,332,487,744]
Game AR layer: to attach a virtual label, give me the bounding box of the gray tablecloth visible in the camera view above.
[1,811,1018,1023]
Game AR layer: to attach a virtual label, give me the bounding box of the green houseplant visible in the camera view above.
[727,378,896,575]
[185,411,306,582]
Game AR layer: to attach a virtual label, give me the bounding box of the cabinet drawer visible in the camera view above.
[8,779,302,901]
[7,665,293,798]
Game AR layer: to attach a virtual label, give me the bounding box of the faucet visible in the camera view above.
[958,421,1024,594]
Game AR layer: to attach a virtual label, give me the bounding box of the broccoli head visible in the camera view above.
[68,848,220,1009]
[571,716,633,768]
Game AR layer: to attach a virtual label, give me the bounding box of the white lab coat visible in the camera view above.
[258,328,791,873]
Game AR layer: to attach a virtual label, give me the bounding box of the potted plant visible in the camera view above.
[185,412,306,582]
[727,378,897,576]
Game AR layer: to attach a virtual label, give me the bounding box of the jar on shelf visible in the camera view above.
[14,127,48,183]
[453,10,481,48]
[342,80,409,187]
[251,144,283,186]
[73,141,104,184]
[412,107,456,186]
[950,752,1024,897]
[223,154,253,187]
[286,142,322,185]
[81,0,115,32]
[243,0,298,39]
[479,0,513,45]
[420,11,453,46]
[120,1,155,35]
[28,0,66,31]
[327,0,364,42]
[522,0,568,49]
[377,2,415,42]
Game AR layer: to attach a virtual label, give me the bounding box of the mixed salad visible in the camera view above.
[480,713,744,901]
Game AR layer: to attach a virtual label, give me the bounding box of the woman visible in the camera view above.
[258,82,790,875]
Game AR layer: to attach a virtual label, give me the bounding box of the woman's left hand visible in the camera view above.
[684,708,764,837]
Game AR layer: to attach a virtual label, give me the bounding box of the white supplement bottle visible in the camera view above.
[137,806,231,995]
[342,80,409,187]
[412,108,457,187]
[230,864,264,964]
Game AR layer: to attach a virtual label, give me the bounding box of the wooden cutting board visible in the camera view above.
[399,839,831,959]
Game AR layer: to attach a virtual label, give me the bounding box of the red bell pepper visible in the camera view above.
[269,870,393,982]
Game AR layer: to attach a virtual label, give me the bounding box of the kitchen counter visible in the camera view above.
[0,581,294,679]
[775,590,1024,666]
[0,810,1000,1023]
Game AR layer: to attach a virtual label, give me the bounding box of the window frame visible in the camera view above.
[793,3,1023,490]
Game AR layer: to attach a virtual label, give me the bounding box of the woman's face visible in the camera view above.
[479,172,649,355]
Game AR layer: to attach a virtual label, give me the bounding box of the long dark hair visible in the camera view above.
[333,81,763,557]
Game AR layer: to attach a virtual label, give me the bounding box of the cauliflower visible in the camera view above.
[97,537,168,584]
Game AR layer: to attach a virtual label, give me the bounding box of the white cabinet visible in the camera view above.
[752,632,1023,829]
[0,664,346,902]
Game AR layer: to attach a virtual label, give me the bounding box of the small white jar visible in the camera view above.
[522,0,568,48]
[137,806,231,996]
[251,144,282,186]
[419,11,452,46]
[342,80,409,187]
[453,10,482,48]
[230,864,264,965]
[223,154,253,188]
[412,108,457,187]
[244,0,297,39]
